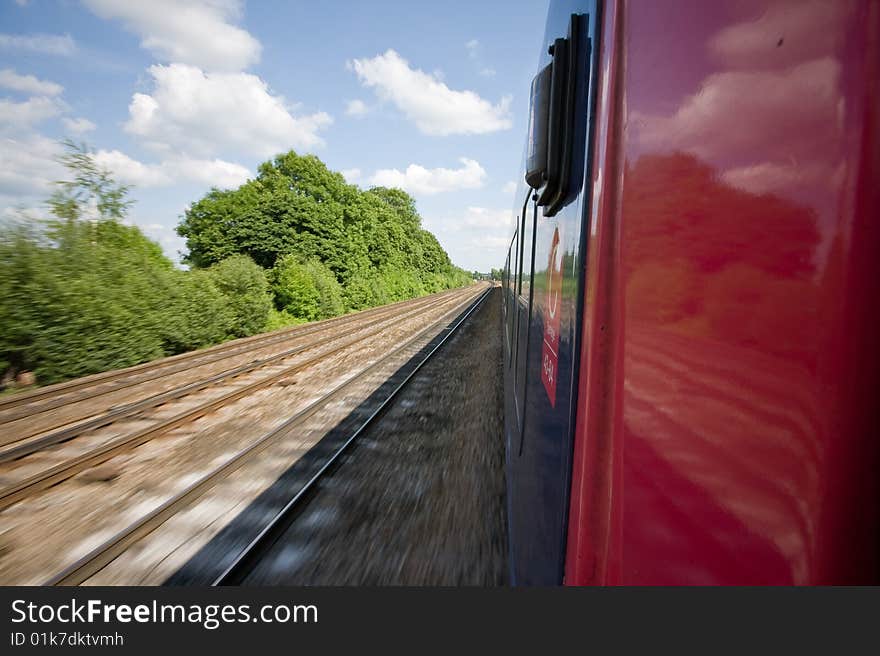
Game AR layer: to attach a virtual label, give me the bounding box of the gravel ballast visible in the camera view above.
[236,287,508,585]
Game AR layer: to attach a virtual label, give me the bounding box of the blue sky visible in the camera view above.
[0,0,549,271]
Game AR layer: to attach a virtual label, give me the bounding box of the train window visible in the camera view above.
[502,248,511,322]
[511,202,530,420]
[514,195,539,441]
[511,180,535,371]
[511,186,536,418]
[507,229,518,365]
[516,199,528,297]
[518,193,534,301]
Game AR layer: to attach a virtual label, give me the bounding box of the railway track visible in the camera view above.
[212,286,492,585]
[0,288,463,434]
[0,288,477,513]
[0,290,460,463]
[42,285,490,585]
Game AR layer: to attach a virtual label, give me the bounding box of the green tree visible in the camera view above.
[160,269,233,352]
[206,254,273,337]
[0,218,177,383]
[0,225,47,379]
[48,140,133,222]
[270,255,320,321]
[271,255,345,322]
[178,152,352,271]
[1,142,248,387]
[177,149,471,315]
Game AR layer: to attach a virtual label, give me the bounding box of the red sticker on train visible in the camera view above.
[541,226,563,407]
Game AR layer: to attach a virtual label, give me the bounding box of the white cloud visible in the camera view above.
[0,96,66,129]
[1,204,51,222]
[423,206,513,272]
[134,219,188,261]
[169,156,251,188]
[340,168,361,184]
[632,58,839,164]
[710,1,847,71]
[459,206,513,230]
[92,149,171,187]
[465,40,497,78]
[0,134,63,198]
[502,180,516,194]
[631,6,847,204]
[720,161,834,196]
[0,69,62,96]
[461,233,509,251]
[0,32,76,56]
[125,63,332,158]
[368,157,486,195]
[62,117,97,135]
[345,99,368,116]
[83,0,260,72]
[93,148,250,189]
[348,49,512,136]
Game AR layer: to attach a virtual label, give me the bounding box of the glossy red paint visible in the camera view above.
[566,0,880,584]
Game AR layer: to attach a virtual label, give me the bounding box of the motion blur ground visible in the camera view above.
[227,286,507,585]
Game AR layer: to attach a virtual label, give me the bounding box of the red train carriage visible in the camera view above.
[502,0,880,584]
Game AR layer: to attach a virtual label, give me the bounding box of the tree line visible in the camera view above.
[0,142,471,388]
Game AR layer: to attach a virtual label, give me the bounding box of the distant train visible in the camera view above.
[502,0,880,584]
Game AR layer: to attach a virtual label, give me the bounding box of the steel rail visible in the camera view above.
[0,289,476,511]
[0,288,462,418]
[0,290,462,458]
[44,285,489,585]
[213,286,492,585]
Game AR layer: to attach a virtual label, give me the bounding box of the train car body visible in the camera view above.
[502,0,880,584]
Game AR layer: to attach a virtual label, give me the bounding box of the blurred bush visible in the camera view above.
[0,142,473,389]
[0,143,272,386]
[271,255,344,322]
